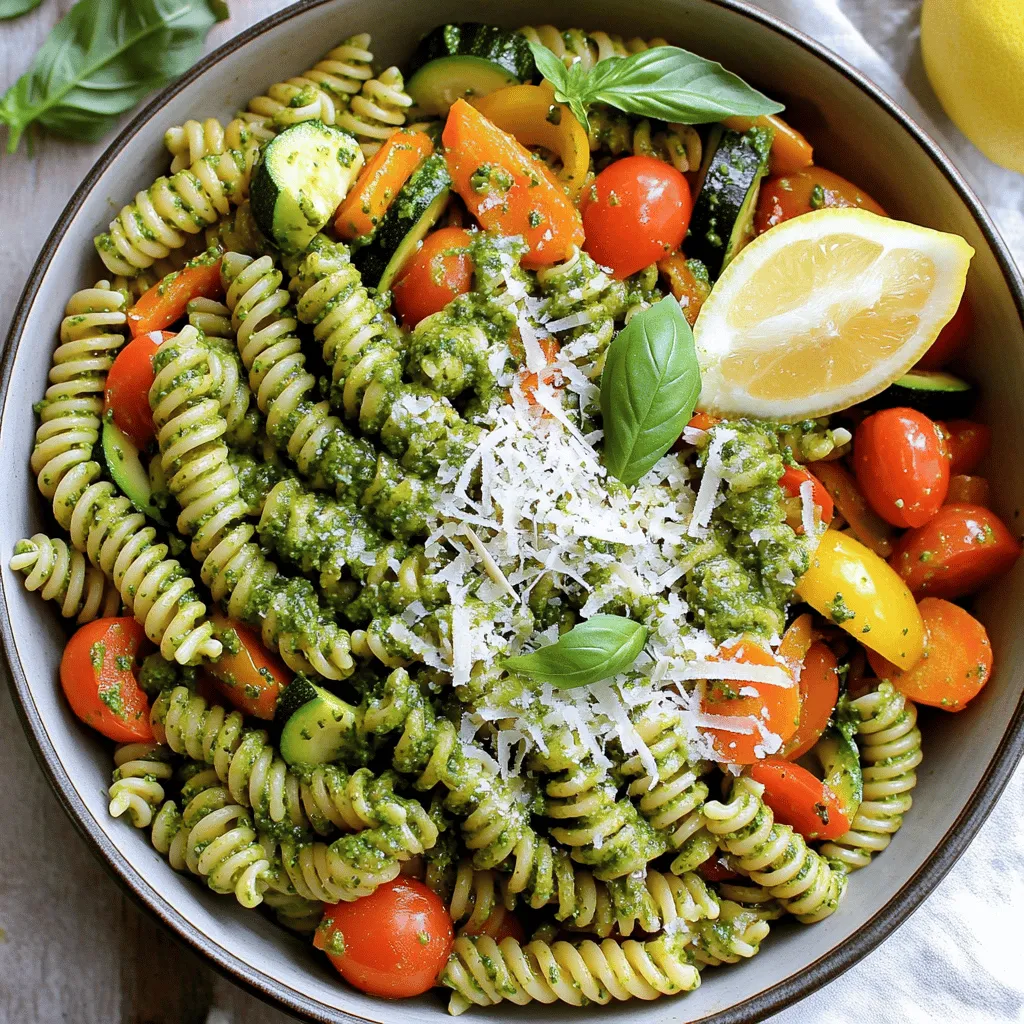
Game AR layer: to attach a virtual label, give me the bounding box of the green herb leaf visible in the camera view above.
[525,38,591,132]
[600,295,701,486]
[0,0,228,153]
[504,614,647,689]
[0,0,43,21]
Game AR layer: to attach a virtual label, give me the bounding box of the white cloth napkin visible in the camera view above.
[755,3,1024,1022]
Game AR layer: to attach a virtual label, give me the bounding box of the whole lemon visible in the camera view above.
[921,0,1024,172]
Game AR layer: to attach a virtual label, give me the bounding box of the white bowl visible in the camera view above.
[3,1,1023,1021]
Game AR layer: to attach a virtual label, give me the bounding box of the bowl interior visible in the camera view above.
[3,1,1023,1022]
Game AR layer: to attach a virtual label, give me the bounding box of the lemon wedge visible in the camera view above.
[693,208,974,419]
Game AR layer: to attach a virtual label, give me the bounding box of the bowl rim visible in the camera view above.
[3,0,1023,1021]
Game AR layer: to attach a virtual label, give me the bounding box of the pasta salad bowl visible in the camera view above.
[2,0,1023,1022]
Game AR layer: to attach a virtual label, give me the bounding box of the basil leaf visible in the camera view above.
[0,0,43,21]
[582,46,783,123]
[524,38,592,132]
[504,614,647,689]
[600,296,701,486]
[0,0,228,153]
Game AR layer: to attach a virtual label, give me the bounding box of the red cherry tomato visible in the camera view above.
[889,503,1021,599]
[697,853,739,883]
[945,474,990,507]
[748,758,851,841]
[104,330,174,449]
[784,641,840,761]
[392,226,474,328]
[313,878,454,998]
[779,464,835,528]
[203,612,290,720]
[939,419,991,475]
[60,618,153,742]
[755,167,886,233]
[461,905,526,943]
[916,296,973,370]
[853,408,950,527]
[582,156,691,279]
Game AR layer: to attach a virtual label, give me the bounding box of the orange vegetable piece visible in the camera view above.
[657,252,710,326]
[946,474,990,507]
[784,641,840,761]
[127,255,223,337]
[204,612,291,720]
[748,758,851,841]
[813,461,895,557]
[722,113,814,175]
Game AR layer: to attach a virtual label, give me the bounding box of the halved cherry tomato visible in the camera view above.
[443,99,583,268]
[748,758,851,841]
[700,638,800,764]
[657,252,710,326]
[755,167,886,233]
[779,464,834,528]
[854,408,949,528]
[722,114,814,175]
[461,906,526,943]
[204,612,290,720]
[127,256,223,338]
[335,129,434,240]
[104,330,174,449]
[60,618,153,742]
[889,503,1021,599]
[866,598,992,711]
[915,296,973,370]
[696,852,739,883]
[813,462,895,557]
[582,156,692,279]
[392,227,473,327]
[946,474,990,507]
[313,878,454,998]
[939,419,991,475]
[784,642,840,761]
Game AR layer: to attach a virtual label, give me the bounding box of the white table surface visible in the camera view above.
[0,2,1021,1023]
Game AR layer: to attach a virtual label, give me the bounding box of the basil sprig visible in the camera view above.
[600,296,701,487]
[0,0,228,153]
[504,615,647,690]
[0,0,43,21]
[526,39,782,133]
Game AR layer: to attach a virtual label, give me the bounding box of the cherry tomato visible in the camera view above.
[866,598,992,711]
[104,330,174,449]
[696,853,738,883]
[748,758,851,841]
[60,618,153,742]
[313,878,454,998]
[700,638,800,764]
[784,641,840,761]
[779,464,835,528]
[461,906,526,943]
[755,167,886,233]
[687,412,721,432]
[889,503,1021,599]
[853,408,950,528]
[916,296,973,370]
[203,612,290,720]
[391,226,474,328]
[582,156,691,279]
[939,419,991,475]
[946,474,990,507]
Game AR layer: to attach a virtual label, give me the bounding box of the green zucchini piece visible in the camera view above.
[250,120,364,254]
[277,677,359,766]
[686,125,773,278]
[102,419,166,525]
[814,725,863,828]
[408,56,520,117]
[353,153,451,291]
[870,370,975,419]
[409,23,536,79]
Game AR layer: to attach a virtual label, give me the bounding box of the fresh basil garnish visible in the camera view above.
[600,296,702,487]
[526,39,782,133]
[0,0,229,153]
[504,614,648,689]
[0,0,43,21]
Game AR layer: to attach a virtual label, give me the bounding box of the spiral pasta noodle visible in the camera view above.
[715,881,786,921]
[704,776,847,924]
[587,108,703,172]
[692,900,771,967]
[336,66,413,156]
[107,743,175,829]
[10,534,120,623]
[449,860,516,934]
[440,932,700,1013]
[820,683,923,870]
[517,26,668,70]
[163,117,261,174]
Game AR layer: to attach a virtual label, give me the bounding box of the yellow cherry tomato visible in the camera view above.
[472,84,590,199]
[796,530,925,668]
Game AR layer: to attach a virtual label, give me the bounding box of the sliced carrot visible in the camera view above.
[687,412,721,432]
[946,474,990,507]
[813,461,895,557]
[783,641,840,761]
[204,612,290,720]
[335,129,434,240]
[722,114,814,174]
[127,253,223,337]
[778,612,814,668]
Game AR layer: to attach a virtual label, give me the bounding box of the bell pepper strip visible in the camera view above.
[127,250,224,337]
[783,641,840,761]
[866,598,992,711]
[335,129,434,240]
[104,329,176,449]
[813,461,895,557]
[945,474,990,507]
[473,84,590,199]
[796,530,924,668]
[204,612,291,720]
[722,113,814,175]
[657,252,711,325]
[443,99,584,269]
[747,758,850,841]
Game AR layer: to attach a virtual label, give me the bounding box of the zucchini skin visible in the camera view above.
[408,23,536,80]
[868,371,975,419]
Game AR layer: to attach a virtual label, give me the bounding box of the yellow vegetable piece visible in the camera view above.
[796,530,924,668]
[472,84,590,199]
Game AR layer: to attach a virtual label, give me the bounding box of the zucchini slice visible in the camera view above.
[814,725,863,826]
[407,23,535,115]
[686,125,773,278]
[870,369,975,419]
[277,677,359,766]
[102,419,166,525]
[250,120,364,254]
[353,153,451,292]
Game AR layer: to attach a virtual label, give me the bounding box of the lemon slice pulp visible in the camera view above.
[693,208,974,419]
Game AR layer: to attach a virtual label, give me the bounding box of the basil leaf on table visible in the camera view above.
[504,615,648,690]
[0,0,43,21]
[0,0,229,153]
[600,296,702,487]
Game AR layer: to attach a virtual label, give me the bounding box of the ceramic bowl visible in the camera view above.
[3,0,1023,1021]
